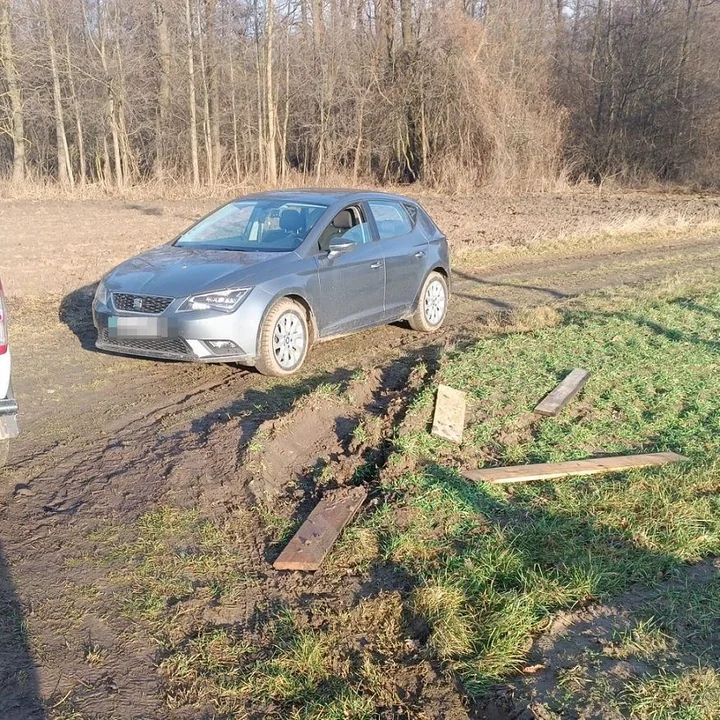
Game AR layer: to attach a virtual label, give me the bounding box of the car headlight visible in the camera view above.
[94,280,109,307]
[177,287,251,313]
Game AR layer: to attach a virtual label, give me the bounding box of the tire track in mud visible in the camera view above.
[9,231,720,474]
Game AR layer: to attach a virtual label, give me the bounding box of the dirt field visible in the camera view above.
[1,190,719,719]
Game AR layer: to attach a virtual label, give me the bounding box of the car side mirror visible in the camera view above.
[327,240,355,259]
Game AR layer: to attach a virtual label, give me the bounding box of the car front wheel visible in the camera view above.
[256,298,310,377]
[409,271,449,332]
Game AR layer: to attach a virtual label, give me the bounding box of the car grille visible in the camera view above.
[112,293,173,314]
[98,330,191,357]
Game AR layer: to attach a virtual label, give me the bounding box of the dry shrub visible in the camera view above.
[413,4,567,193]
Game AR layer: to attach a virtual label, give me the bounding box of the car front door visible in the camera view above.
[314,205,386,337]
[368,200,429,320]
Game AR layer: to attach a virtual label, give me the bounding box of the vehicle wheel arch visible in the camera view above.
[256,291,318,349]
[285,293,317,344]
[412,265,450,311]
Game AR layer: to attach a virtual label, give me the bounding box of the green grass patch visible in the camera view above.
[623,667,720,719]
[361,288,720,696]
[86,507,262,635]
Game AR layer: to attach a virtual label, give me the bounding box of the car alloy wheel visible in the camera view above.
[424,279,447,326]
[256,298,311,376]
[272,311,306,370]
[409,271,449,333]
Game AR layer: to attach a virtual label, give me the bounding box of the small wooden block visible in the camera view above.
[535,369,590,417]
[273,486,367,571]
[464,451,687,485]
[431,384,466,444]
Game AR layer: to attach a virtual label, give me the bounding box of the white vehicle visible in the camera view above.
[0,278,19,466]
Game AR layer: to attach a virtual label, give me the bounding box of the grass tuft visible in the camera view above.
[623,667,720,720]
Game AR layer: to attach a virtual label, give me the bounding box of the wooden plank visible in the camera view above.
[273,486,367,571]
[535,369,590,417]
[431,384,467,444]
[464,452,687,485]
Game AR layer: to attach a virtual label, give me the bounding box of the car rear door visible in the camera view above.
[314,205,386,337]
[367,200,429,320]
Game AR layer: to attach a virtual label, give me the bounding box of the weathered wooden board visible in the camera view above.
[535,369,590,417]
[431,384,467,444]
[273,486,367,571]
[464,451,687,485]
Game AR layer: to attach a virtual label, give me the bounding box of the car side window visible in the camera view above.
[318,205,371,252]
[368,201,413,240]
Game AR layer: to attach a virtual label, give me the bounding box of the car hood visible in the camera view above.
[105,245,285,297]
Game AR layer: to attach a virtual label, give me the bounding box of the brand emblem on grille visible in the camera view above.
[133,297,143,310]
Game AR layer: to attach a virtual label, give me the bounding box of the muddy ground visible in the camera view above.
[0,191,719,718]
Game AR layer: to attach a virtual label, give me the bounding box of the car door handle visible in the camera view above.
[370,261,383,269]
[414,251,426,258]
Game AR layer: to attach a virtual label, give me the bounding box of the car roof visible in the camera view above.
[233,188,420,206]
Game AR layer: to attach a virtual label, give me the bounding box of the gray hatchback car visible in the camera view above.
[93,190,450,376]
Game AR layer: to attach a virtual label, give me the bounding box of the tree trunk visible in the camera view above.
[377,0,394,65]
[253,0,265,180]
[153,0,171,181]
[42,0,74,188]
[229,51,241,184]
[65,32,86,184]
[352,95,366,182]
[265,0,277,186]
[185,0,200,186]
[0,0,25,183]
[196,0,214,181]
[281,33,290,182]
[310,0,323,47]
[400,0,413,49]
[206,0,222,180]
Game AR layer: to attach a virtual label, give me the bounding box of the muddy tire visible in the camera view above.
[409,271,449,332]
[255,298,310,377]
[0,440,8,468]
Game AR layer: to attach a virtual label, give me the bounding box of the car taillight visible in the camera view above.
[0,280,8,354]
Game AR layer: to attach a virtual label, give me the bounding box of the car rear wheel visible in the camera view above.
[409,271,449,332]
[256,298,310,377]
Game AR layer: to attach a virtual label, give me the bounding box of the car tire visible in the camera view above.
[409,271,449,332]
[256,298,310,377]
[0,440,8,468]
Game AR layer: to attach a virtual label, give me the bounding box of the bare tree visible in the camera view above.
[153,0,171,181]
[42,0,74,187]
[185,0,200,186]
[0,0,25,183]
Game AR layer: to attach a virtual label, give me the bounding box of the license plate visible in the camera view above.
[108,316,169,338]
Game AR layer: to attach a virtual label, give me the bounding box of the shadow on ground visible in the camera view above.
[59,282,98,351]
[452,268,570,313]
[0,540,45,719]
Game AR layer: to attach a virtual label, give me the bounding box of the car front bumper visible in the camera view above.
[92,296,268,366]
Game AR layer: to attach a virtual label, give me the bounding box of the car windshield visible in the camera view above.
[175,199,328,252]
